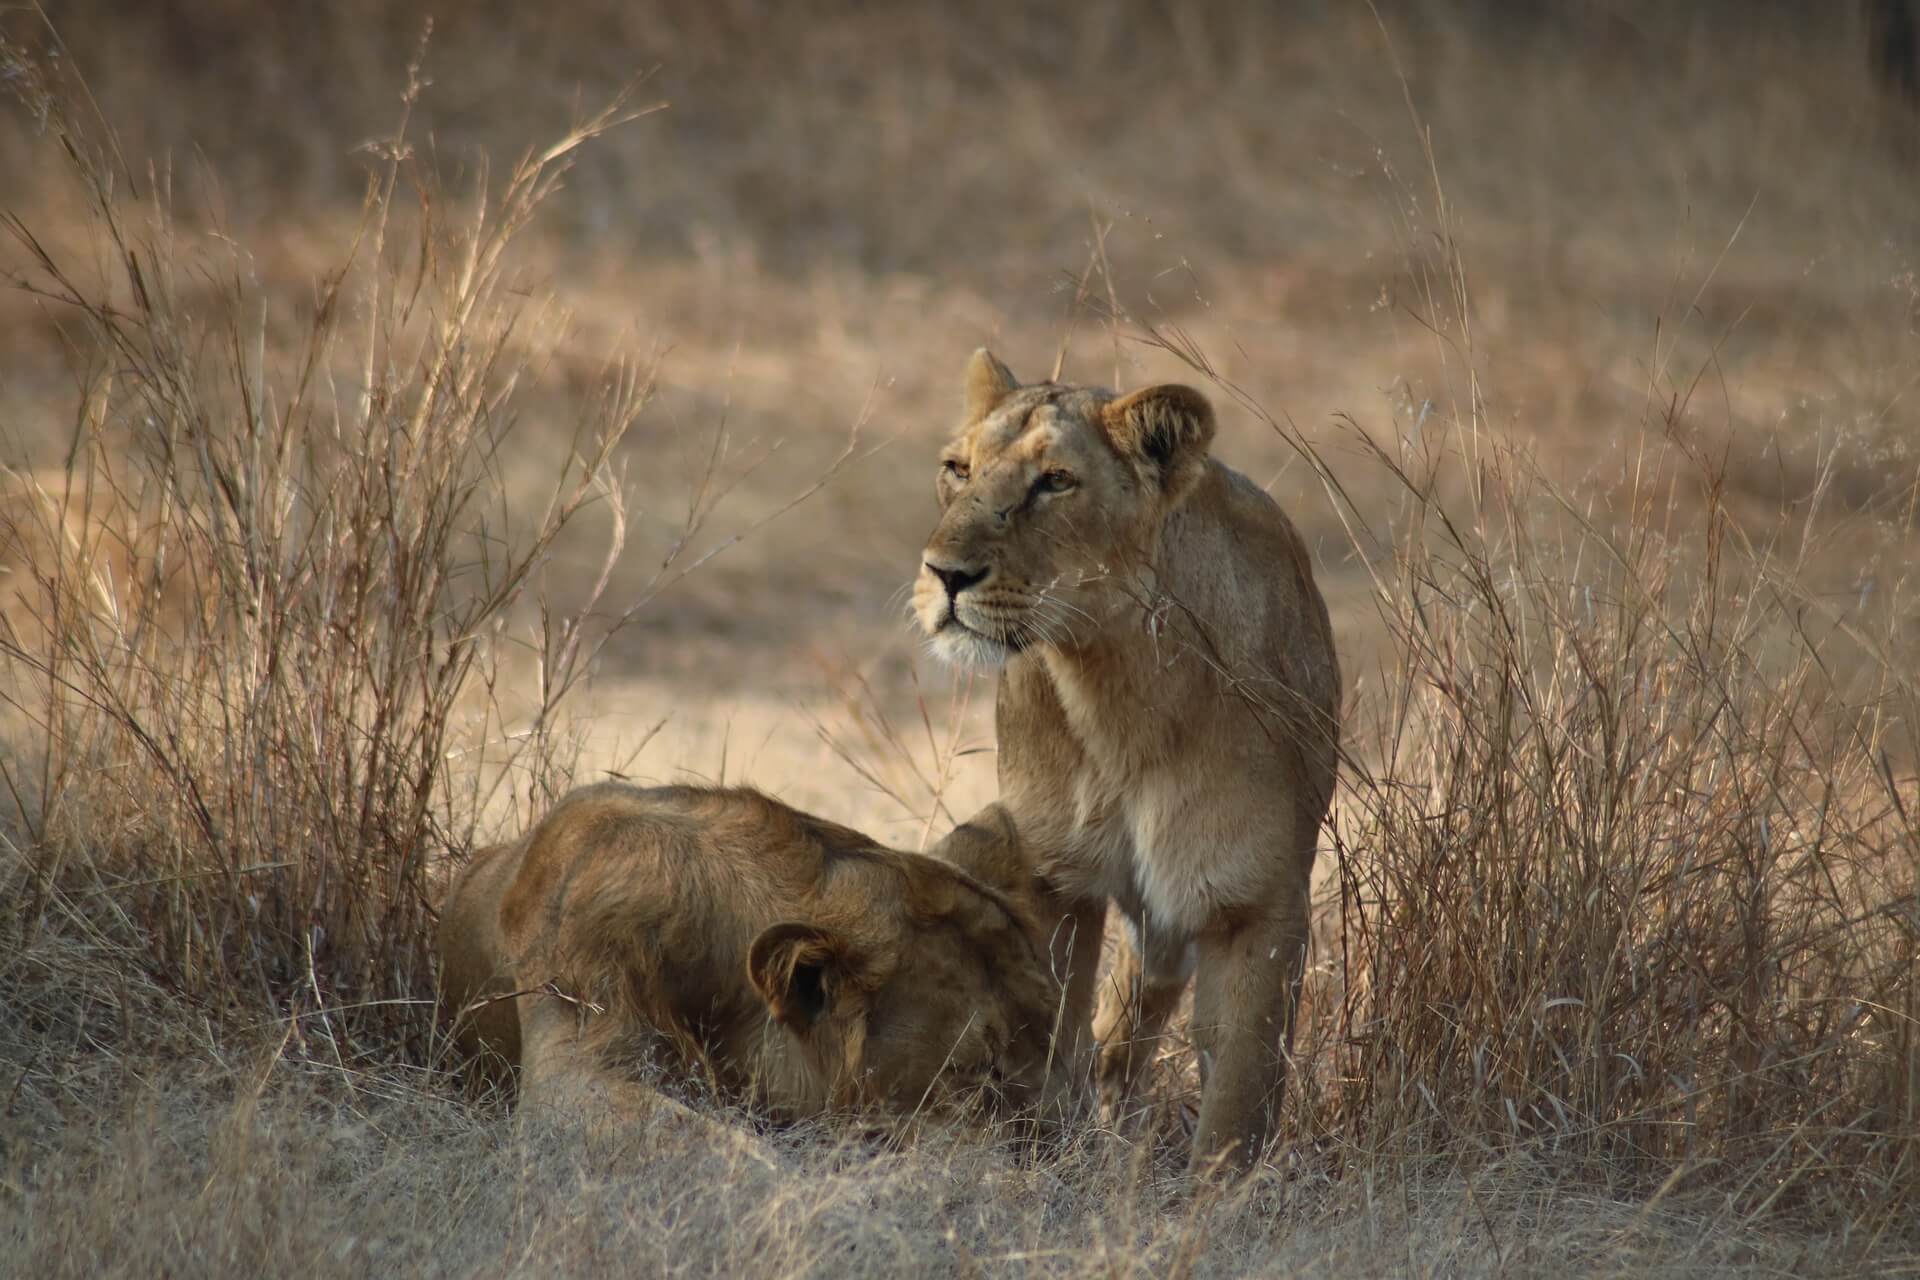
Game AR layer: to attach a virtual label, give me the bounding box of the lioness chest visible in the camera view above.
[998,643,1290,935]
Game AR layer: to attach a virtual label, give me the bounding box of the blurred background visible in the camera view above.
[5,0,1917,841]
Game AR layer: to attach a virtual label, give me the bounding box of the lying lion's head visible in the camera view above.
[743,808,1071,1119]
[440,783,1077,1124]
[913,349,1217,667]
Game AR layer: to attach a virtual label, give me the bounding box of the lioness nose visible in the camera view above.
[926,560,988,600]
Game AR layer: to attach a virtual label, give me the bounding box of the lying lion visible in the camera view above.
[438,783,1074,1125]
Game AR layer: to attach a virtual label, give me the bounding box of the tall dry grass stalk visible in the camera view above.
[0,36,671,1059]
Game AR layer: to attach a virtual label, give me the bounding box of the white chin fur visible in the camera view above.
[930,626,1012,670]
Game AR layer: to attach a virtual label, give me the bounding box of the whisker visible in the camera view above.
[1027,614,1071,651]
[1023,610,1062,649]
[1043,595,1099,628]
[1030,590,1091,649]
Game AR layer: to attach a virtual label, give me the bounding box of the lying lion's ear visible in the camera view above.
[932,803,1026,896]
[748,922,858,1033]
[930,805,1052,949]
[1102,383,1217,504]
[964,348,1018,420]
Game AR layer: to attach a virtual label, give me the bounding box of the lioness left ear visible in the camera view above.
[748,922,862,1034]
[1101,384,1217,504]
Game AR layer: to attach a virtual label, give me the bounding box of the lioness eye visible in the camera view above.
[943,458,971,482]
[1037,470,1076,493]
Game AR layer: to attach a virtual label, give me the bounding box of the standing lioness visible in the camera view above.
[439,783,1073,1124]
[913,350,1340,1173]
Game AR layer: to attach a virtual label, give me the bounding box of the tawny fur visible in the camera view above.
[437,783,1073,1123]
[914,349,1341,1174]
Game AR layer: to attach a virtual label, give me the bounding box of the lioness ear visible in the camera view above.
[748,922,859,1033]
[932,804,1027,897]
[964,348,1018,420]
[1101,384,1217,504]
[930,804,1051,947]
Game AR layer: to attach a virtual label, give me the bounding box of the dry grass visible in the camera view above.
[2,3,1918,1274]
[0,40,674,1061]
[1285,368,1920,1217]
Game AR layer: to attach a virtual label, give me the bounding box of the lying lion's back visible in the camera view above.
[495,783,905,991]
[501,784,807,949]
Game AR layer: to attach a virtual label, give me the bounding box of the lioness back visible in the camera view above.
[1159,462,1340,804]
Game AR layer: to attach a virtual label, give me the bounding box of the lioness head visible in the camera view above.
[746,829,1071,1118]
[913,349,1217,666]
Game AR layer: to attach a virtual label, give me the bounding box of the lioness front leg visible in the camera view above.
[516,994,676,1125]
[1092,917,1193,1118]
[516,993,776,1166]
[1187,900,1309,1176]
[1036,887,1108,1093]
